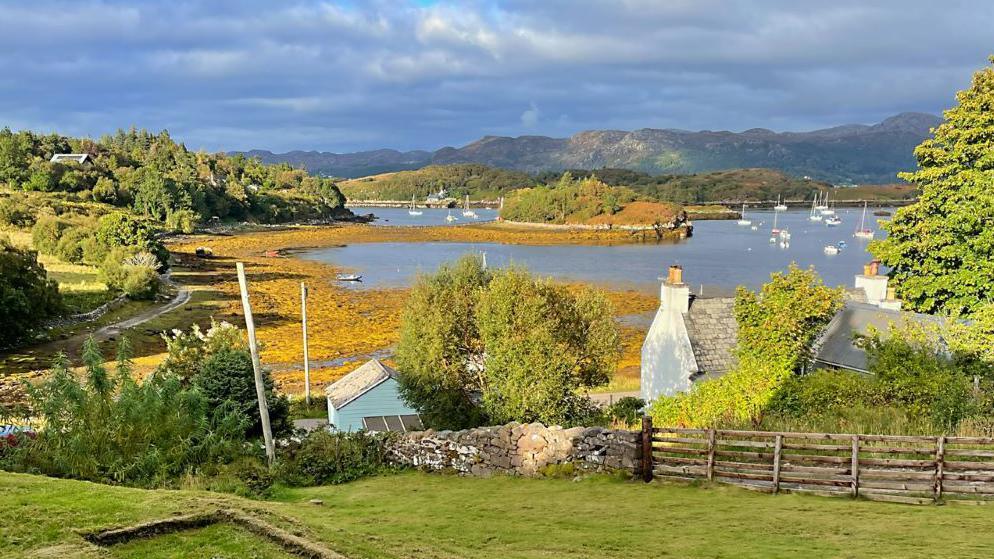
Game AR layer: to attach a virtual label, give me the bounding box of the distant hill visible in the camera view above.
[337,164,533,200]
[238,112,941,184]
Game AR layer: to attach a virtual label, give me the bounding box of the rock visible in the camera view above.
[309,499,324,506]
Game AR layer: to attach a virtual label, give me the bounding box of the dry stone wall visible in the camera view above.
[387,422,640,477]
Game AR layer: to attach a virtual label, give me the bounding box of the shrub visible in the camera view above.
[53,226,91,264]
[273,430,393,486]
[0,196,34,227]
[30,215,67,254]
[157,321,244,381]
[96,212,168,268]
[0,237,63,348]
[193,348,291,438]
[604,397,645,427]
[1,339,252,487]
[121,264,160,299]
[165,208,198,234]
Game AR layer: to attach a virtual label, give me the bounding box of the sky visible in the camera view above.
[0,1,991,153]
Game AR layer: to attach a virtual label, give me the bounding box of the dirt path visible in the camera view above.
[93,280,191,339]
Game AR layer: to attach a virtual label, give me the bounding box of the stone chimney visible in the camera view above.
[855,260,889,306]
[661,265,690,314]
[879,286,902,311]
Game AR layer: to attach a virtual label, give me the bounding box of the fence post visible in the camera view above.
[850,435,860,498]
[641,416,653,483]
[772,435,783,494]
[934,436,946,503]
[706,429,717,482]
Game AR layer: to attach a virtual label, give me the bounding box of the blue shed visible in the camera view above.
[325,359,423,432]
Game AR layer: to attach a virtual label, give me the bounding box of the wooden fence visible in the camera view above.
[639,418,994,505]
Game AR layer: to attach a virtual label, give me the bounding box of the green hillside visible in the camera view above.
[337,163,534,200]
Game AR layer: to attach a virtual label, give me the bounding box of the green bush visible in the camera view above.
[96,212,168,268]
[30,215,67,254]
[165,208,198,234]
[0,196,34,227]
[194,348,291,439]
[274,430,393,486]
[1,339,252,487]
[769,369,884,417]
[0,237,63,348]
[120,264,160,299]
[53,226,91,264]
[604,397,645,427]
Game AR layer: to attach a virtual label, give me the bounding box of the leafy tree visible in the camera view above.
[0,237,63,348]
[194,348,291,438]
[870,58,994,315]
[395,255,619,429]
[650,265,843,427]
[95,212,168,266]
[0,127,30,185]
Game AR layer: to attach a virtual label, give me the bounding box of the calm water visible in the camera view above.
[359,206,499,227]
[305,208,889,293]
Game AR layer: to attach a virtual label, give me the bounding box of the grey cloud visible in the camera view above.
[0,0,989,153]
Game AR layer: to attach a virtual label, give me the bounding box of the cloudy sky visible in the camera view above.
[1,1,990,153]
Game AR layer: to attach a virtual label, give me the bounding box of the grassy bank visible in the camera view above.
[4,471,994,558]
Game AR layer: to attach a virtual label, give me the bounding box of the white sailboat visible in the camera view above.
[820,193,836,215]
[825,215,842,226]
[770,205,781,235]
[774,195,787,212]
[462,194,477,218]
[814,191,828,212]
[446,209,457,223]
[854,202,874,239]
[808,194,822,222]
[823,245,840,255]
[737,204,752,226]
[408,194,423,216]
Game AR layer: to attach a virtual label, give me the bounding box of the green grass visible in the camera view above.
[107,524,292,559]
[4,471,994,558]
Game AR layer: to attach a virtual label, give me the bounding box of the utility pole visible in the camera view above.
[236,262,275,464]
[301,282,311,406]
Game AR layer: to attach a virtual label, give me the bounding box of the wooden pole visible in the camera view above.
[237,262,275,464]
[301,282,311,406]
[772,435,783,494]
[850,435,860,498]
[706,429,717,482]
[934,436,946,503]
[641,416,653,483]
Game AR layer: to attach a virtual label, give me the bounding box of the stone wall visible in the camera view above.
[386,422,640,477]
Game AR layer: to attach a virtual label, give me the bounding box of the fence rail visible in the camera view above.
[639,418,994,505]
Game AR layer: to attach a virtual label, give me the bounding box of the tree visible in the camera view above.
[194,348,291,438]
[95,212,169,267]
[0,237,63,348]
[870,57,994,315]
[395,255,619,429]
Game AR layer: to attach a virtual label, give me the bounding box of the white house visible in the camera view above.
[325,359,422,432]
[640,262,939,403]
[49,153,92,165]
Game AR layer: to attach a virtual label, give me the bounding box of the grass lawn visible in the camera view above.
[3,471,994,558]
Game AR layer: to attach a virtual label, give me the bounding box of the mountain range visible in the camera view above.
[237,112,940,184]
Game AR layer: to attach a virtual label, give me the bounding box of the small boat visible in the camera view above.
[823,245,840,255]
[825,215,842,227]
[837,240,848,248]
[770,208,781,235]
[737,204,752,226]
[335,273,363,282]
[873,210,892,217]
[854,202,875,239]
[446,210,457,223]
[462,195,478,218]
[774,195,787,212]
[408,194,423,216]
[808,194,822,221]
[750,225,758,231]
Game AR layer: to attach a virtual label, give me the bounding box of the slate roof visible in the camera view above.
[325,359,398,409]
[683,296,738,378]
[812,302,945,373]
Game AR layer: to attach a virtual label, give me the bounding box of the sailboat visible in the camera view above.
[408,194,423,216]
[854,202,874,239]
[825,214,842,226]
[446,209,457,223]
[774,195,787,212]
[820,193,836,216]
[808,194,822,222]
[814,191,828,212]
[462,194,477,218]
[736,204,752,226]
[770,208,781,236]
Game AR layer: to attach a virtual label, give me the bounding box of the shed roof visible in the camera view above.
[325,359,398,410]
[812,302,945,373]
[684,296,738,378]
